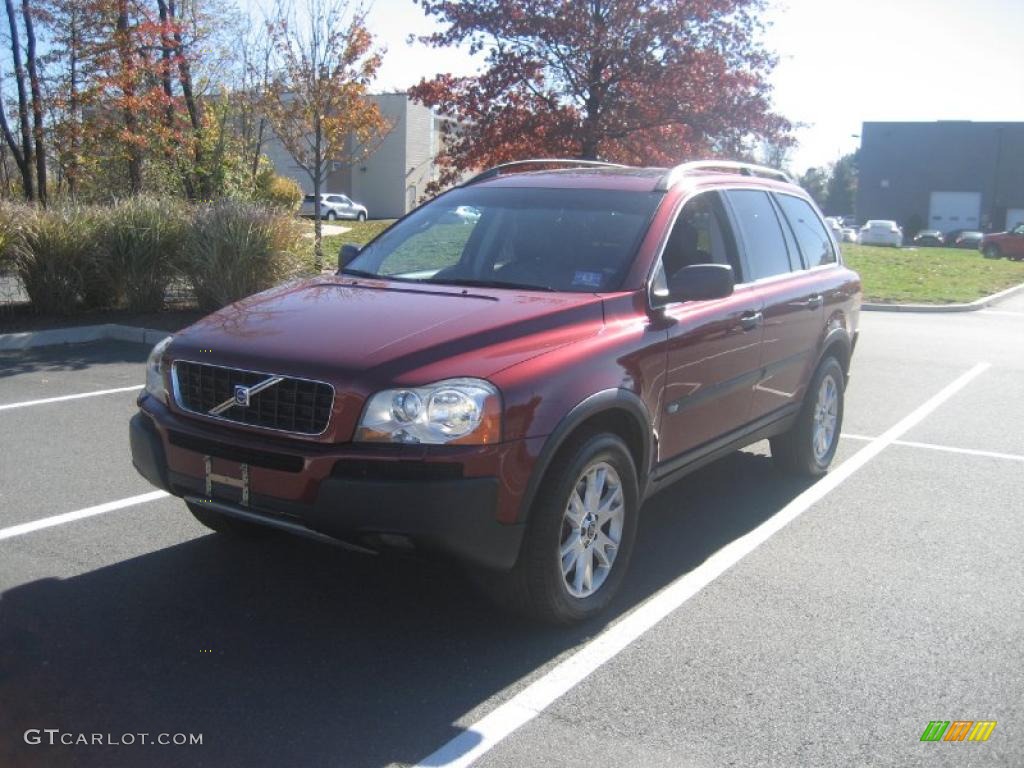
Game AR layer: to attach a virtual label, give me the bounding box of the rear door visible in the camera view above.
[723,189,827,421]
[656,190,765,463]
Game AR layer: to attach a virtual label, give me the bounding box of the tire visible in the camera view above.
[476,433,639,624]
[357,211,367,222]
[771,356,845,477]
[983,245,1001,259]
[326,210,337,221]
[186,501,272,537]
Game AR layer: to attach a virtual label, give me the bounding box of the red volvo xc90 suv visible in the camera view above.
[131,159,862,623]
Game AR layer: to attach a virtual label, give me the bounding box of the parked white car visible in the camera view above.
[858,220,902,247]
[300,193,368,221]
[453,205,482,223]
[824,216,844,243]
[841,227,859,243]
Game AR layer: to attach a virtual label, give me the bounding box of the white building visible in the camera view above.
[263,93,444,220]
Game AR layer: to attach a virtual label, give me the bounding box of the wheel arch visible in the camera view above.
[818,325,853,382]
[516,389,652,524]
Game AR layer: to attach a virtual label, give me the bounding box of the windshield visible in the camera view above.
[344,187,661,292]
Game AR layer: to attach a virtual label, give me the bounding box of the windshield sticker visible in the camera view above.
[572,270,604,289]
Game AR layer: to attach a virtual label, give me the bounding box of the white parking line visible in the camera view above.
[413,362,991,768]
[0,491,169,542]
[841,433,1023,462]
[0,385,142,411]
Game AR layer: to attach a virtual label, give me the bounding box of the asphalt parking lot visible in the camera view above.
[1,295,1022,768]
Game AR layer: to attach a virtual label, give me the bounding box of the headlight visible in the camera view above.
[355,378,501,445]
[144,336,173,401]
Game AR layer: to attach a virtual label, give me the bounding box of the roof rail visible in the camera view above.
[461,158,629,186]
[656,161,793,191]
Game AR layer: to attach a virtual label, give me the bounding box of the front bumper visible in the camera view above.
[130,404,531,570]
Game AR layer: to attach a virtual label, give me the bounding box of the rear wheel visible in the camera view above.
[326,210,337,221]
[476,433,639,624]
[186,501,272,537]
[984,244,1001,259]
[771,357,845,477]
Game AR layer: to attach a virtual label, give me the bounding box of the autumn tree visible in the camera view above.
[0,0,47,201]
[410,0,791,188]
[38,0,96,196]
[261,0,388,269]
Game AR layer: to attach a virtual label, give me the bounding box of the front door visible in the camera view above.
[656,191,765,463]
[1006,223,1024,259]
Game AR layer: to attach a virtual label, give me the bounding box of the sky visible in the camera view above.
[246,0,1024,174]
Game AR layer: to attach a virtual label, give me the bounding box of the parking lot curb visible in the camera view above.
[0,323,169,351]
[861,279,1024,313]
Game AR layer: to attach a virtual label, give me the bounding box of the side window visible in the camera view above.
[724,190,792,280]
[775,194,837,267]
[326,195,344,204]
[659,191,742,283]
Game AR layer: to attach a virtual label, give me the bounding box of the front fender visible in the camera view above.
[515,388,652,523]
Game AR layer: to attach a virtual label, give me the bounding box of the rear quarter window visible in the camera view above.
[774,194,837,267]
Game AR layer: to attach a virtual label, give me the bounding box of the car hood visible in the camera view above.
[169,276,606,389]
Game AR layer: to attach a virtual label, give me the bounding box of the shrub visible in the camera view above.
[0,201,24,273]
[97,197,188,312]
[254,172,303,211]
[182,200,304,311]
[11,205,102,314]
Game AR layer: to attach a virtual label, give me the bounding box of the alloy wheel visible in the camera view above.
[812,374,839,461]
[559,461,625,599]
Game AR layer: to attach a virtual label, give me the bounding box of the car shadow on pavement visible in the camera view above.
[0,341,149,380]
[0,449,815,768]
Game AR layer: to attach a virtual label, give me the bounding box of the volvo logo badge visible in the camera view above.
[208,375,285,416]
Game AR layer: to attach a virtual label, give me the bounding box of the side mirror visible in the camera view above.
[338,243,362,268]
[666,264,735,303]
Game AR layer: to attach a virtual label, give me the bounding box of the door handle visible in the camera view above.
[740,310,763,331]
[805,294,824,310]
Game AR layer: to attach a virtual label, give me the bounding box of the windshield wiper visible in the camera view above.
[424,278,557,293]
[337,267,382,279]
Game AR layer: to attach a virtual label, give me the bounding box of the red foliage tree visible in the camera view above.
[410,0,792,188]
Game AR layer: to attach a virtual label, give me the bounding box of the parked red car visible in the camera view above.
[131,159,862,623]
[982,223,1024,260]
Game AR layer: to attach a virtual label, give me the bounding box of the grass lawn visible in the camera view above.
[841,244,1024,304]
[300,218,478,274]
[300,219,396,271]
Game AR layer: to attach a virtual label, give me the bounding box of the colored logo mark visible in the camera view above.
[920,720,997,742]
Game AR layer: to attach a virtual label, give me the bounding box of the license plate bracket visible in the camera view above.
[204,455,250,506]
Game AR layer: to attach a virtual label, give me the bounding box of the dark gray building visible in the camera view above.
[856,121,1024,235]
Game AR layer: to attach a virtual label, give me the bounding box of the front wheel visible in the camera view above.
[476,433,639,624]
[771,356,845,477]
[357,211,367,222]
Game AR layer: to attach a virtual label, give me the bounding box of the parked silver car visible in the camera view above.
[300,193,368,221]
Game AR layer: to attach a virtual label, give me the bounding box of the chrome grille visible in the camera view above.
[172,361,334,436]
